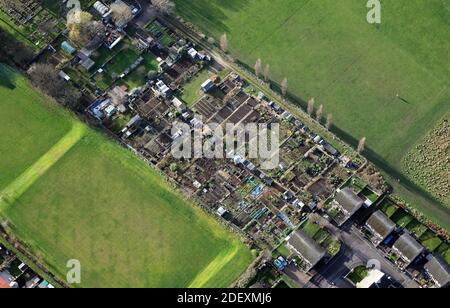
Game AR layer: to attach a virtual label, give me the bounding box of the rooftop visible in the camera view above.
[287,230,326,271]
[366,210,396,245]
[392,233,424,266]
[424,255,450,288]
[335,187,364,216]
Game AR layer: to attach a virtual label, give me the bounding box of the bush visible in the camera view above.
[28,63,82,110]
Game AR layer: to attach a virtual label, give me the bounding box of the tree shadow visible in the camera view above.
[176,0,251,35]
[0,63,17,90]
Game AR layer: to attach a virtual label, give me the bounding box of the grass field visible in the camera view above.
[0,64,253,287]
[0,67,72,191]
[175,0,450,227]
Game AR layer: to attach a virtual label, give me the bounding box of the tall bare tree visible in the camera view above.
[326,113,333,130]
[316,104,323,122]
[152,0,175,15]
[254,58,262,78]
[307,97,315,115]
[357,137,366,154]
[263,64,270,82]
[111,2,133,26]
[220,33,228,52]
[281,78,288,97]
[0,28,33,68]
[28,63,82,110]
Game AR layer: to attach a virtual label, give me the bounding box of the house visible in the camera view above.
[0,271,17,288]
[155,80,171,97]
[286,230,326,272]
[108,85,128,106]
[87,99,115,120]
[172,97,187,112]
[126,115,142,128]
[188,47,198,60]
[77,50,96,71]
[333,187,364,226]
[424,255,450,288]
[323,143,339,157]
[392,233,425,267]
[0,275,10,289]
[201,79,215,93]
[217,207,227,217]
[135,28,154,44]
[365,210,396,246]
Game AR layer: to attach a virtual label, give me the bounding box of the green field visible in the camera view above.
[175,0,450,227]
[0,64,252,287]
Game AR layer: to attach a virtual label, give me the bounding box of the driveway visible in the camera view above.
[309,214,419,288]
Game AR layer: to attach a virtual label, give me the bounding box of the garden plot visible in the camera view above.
[122,52,159,89]
[72,38,152,92]
[146,20,176,48]
[377,197,450,263]
[181,68,216,106]
[0,0,65,51]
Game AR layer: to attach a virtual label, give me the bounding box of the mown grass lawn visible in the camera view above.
[180,68,212,106]
[0,65,72,191]
[175,0,450,228]
[123,52,159,89]
[107,47,141,78]
[0,64,253,287]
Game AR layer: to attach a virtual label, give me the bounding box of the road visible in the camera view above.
[310,214,419,288]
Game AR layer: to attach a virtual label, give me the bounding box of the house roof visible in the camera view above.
[335,187,364,216]
[201,79,214,91]
[0,277,10,289]
[424,255,450,287]
[287,230,326,270]
[366,210,396,242]
[323,143,338,156]
[0,271,12,289]
[393,233,424,265]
